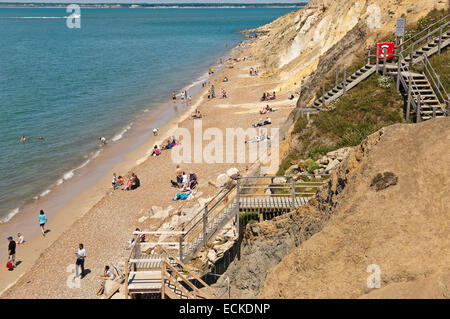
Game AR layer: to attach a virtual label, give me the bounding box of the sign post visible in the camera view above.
[396,18,406,54]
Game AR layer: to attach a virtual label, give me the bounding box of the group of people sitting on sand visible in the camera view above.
[261,91,276,102]
[249,67,259,76]
[191,109,202,119]
[112,172,140,191]
[252,116,271,128]
[170,165,198,200]
[259,105,276,114]
[161,136,178,150]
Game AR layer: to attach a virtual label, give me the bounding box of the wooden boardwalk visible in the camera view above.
[239,196,310,211]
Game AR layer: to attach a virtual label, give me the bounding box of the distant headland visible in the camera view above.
[0,2,308,9]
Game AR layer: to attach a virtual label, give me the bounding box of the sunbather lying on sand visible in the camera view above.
[252,116,271,127]
[260,105,276,114]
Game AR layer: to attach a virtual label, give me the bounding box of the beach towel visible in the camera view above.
[174,193,190,200]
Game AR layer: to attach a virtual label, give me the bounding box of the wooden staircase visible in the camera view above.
[181,184,240,263]
[312,64,376,110]
[400,71,446,120]
[307,14,449,122]
[161,249,215,299]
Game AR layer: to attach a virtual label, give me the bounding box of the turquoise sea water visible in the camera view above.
[0,7,295,221]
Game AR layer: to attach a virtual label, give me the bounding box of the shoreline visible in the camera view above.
[0,42,237,224]
[0,42,247,296]
[0,13,300,297]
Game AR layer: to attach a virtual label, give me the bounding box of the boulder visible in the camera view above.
[207,249,218,263]
[319,156,329,165]
[325,159,340,172]
[216,173,231,188]
[214,240,235,258]
[272,177,287,185]
[285,164,299,176]
[226,167,240,179]
[223,228,236,241]
[138,215,148,223]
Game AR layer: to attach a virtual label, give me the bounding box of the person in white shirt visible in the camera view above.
[182,172,189,191]
[75,243,86,278]
[17,233,24,245]
[102,265,115,280]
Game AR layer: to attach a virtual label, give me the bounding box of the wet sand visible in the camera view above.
[0,39,298,298]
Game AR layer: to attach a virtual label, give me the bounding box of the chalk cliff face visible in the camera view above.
[247,0,446,92]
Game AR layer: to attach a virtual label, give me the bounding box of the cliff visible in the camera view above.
[244,0,446,118]
[258,118,450,298]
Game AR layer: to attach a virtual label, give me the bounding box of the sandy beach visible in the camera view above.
[0,37,297,298]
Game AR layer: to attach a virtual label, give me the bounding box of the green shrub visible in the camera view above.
[239,212,259,224]
[304,159,320,173]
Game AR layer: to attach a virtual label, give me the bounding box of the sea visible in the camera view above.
[0,7,297,222]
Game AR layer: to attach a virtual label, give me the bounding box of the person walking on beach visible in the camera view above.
[7,236,16,270]
[39,210,47,237]
[75,243,86,278]
[172,91,176,101]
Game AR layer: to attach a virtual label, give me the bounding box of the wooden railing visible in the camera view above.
[400,14,449,57]
[422,55,449,113]
[397,53,423,122]
[161,249,216,299]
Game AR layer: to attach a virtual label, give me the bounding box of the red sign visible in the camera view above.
[376,42,395,59]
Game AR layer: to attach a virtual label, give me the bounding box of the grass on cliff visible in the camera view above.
[278,73,404,175]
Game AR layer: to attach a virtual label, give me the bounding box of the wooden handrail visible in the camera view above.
[160,248,215,299]
[400,15,449,54]
[422,55,449,102]
[162,248,213,292]
[162,267,196,299]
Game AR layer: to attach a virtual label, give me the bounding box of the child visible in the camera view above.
[116,176,124,188]
[17,233,24,245]
[112,173,117,190]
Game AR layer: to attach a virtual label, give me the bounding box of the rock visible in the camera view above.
[325,159,340,172]
[104,280,116,296]
[214,240,235,258]
[207,249,217,262]
[138,215,148,223]
[226,167,240,179]
[273,177,287,184]
[223,228,236,241]
[370,172,398,191]
[150,206,163,218]
[216,173,231,188]
[327,150,338,160]
[319,156,329,165]
[250,223,261,236]
[285,164,299,176]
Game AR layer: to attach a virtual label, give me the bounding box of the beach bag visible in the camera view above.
[6,261,13,270]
